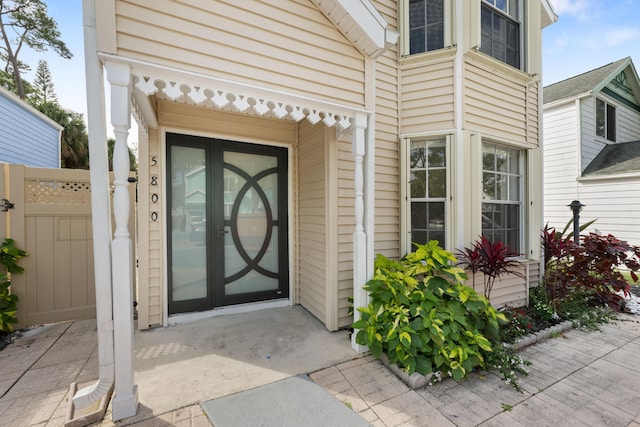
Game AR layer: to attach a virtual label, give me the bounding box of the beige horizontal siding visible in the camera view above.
[337,137,355,328]
[298,120,327,325]
[157,101,297,144]
[142,127,163,328]
[375,42,401,260]
[465,262,530,308]
[527,82,540,145]
[464,58,530,143]
[116,0,365,107]
[400,57,455,134]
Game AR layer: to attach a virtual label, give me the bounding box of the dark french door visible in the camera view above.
[167,133,289,314]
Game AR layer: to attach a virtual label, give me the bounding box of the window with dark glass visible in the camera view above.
[480,0,520,69]
[482,143,521,253]
[596,98,616,142]
[410,138,446,248]
[409,0,444,54]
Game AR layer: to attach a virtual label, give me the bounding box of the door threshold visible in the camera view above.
[167,299,291,326]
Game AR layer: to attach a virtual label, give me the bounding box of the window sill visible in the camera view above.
[399,46,457,67]
[465,50,538,85]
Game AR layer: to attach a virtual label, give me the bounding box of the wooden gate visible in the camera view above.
[0,163,136,328]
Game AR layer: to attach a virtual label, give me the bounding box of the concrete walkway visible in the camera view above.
[1,309,639,426]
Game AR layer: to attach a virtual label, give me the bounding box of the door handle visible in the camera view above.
[216,226,229,237]
[1,199,14,212]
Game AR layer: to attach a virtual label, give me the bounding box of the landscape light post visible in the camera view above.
[568,200,585,244]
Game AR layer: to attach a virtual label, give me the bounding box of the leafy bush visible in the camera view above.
[548,233,640,311]
[352,241,507,382]
[0,238,28,333]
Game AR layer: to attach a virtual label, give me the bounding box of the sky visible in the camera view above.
[17,0,640,138]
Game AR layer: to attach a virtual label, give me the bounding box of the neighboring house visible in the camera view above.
[0,85,62,168]
[543,57,640,246]
[81,0,556,419]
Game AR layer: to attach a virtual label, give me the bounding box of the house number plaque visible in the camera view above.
[151,156,159,222]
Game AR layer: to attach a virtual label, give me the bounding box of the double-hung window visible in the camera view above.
[409,138,447,249]
[480,0,521,69]
[482,143,522,253]
[596,98,616,142]
[408,0,445,54]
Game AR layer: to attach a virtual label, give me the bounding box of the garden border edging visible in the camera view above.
[504,320,574,350]
[379,353,433,389]
[378,320,574,390]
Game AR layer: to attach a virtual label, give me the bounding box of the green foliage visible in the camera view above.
[498,306,536,344]
[107,138,138,172]
[353,241,507,382]
[30,59,57,105]
[36,101,90,169]
[0,0,72,99]
[0,238,27,333]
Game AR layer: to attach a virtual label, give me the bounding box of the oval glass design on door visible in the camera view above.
[222,151,279,295]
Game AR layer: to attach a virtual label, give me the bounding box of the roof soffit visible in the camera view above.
[541,0,558,28]
[310,0,398,58]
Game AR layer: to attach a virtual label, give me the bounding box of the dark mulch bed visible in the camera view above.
[0,331,11,351]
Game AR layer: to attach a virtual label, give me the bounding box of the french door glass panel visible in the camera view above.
[170,145,207,302]
[223,151,279,295]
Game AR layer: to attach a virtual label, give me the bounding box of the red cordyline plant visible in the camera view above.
[456,236,523,301]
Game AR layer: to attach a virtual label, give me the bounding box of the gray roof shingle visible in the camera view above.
[543,57,630,104]
[583,140,640,176]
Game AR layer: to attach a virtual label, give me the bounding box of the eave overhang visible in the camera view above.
[310,0,398,58]
[541,0,558,28]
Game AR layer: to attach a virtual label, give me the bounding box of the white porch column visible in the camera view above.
[351,112,369,353]
[105,60,138,420]
[73,0,115,410]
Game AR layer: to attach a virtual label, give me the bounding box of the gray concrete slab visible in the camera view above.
[202,375,370,427]
[125,305,356,421]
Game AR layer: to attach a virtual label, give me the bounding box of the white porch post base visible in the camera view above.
[112,385,139,421]
[111,237,138,421]
[351,230,368,353]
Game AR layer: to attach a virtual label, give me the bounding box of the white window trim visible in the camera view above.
[399,0,452,57]
[400,134,453,255]
[481,140,526,255]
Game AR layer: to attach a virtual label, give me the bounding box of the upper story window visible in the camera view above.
[408,0,445,54]
[596,98,616,142]
[480,0,521,69]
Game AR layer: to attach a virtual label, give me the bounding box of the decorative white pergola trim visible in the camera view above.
[98,54,365,136]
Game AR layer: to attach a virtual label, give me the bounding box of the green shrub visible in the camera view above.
[352,241,506,382]
[0,238,28,333]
